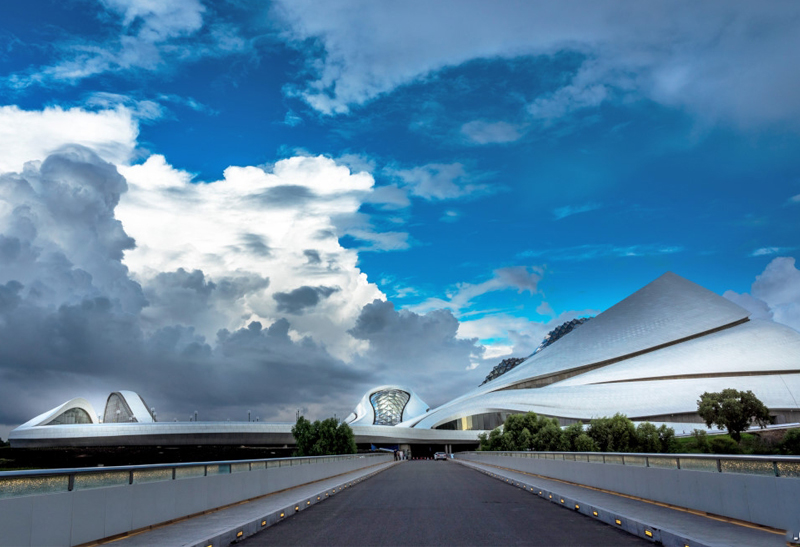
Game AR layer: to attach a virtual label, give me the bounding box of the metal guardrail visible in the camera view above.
[0,453,384,499]
[456,451,800,478]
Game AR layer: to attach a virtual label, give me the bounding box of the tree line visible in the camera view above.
[478,412,676,453]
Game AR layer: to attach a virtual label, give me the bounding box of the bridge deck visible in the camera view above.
[97,460,398,547]
[455,459,783,547]
[239,460,647,546]
[96,459,783,547]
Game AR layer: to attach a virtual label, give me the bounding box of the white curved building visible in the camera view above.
[400,272,800,433]
[103,391,155,423]
[345,385,429,426]
[9,272,800,447]
[15,397,100,429]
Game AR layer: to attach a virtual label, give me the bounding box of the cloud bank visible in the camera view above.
[275,0,800,129]
[0,107,491,434]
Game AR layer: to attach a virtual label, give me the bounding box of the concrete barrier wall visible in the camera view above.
[457,452,800,531]
[0,454,392,547]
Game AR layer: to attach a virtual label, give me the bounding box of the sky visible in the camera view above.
[1,0,800,438]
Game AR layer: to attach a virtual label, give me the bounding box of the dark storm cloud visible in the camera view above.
[0,146,493,433]
[349,299,482,362]
[0,148,370,429]
[273,285,339,314]
[348,299,485,406]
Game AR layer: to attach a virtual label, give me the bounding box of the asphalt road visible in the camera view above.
[239,460,649,546]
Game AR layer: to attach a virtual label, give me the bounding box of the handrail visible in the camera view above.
[0,452,387,499]
[456,450,800,478]
[0,452,378,477]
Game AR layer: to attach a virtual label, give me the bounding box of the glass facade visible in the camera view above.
[435,412,509,431]
[434,412,585,430]
[46,407,93,425]
[103,393,135,423]
[369,389,411,425]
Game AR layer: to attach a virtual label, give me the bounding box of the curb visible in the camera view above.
[457,460,711,547]
[190,461,399,547]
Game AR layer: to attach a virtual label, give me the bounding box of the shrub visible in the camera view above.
[779,429,800,455]
[739,434,775,455]
[689,429,710,453]
[709,436,740,454]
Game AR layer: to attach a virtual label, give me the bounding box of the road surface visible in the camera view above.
[239,460,648,546]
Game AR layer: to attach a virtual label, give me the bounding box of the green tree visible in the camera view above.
[335,420,358,454]
[518,428,532,451]
[573,434,598,452]
[478,427,505,451]
[636,422,661,453]
[562,423,585,451]
[291,416,356,456]
[534,420,565,451]
[292,416,316,456]
[657,424,676,453]
[697,389,771,442]
[477,431,490,451]
[588,413,638,452]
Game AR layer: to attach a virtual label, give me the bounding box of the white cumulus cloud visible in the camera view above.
[724,256,800,332]
[0,105,138,173]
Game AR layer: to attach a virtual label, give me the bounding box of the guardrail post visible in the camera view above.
[676,457,681,470]
[773,461,780,477]
[129,470,134,485]
[204,465,208,476]
[717,459,722,473]
[622,455,625,466]
[645,456,650,468]
[68,474,74,492]
[172,467,176,480]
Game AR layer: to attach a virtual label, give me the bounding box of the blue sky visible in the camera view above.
[1,0,799,431]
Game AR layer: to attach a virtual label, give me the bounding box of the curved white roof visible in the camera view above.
[487,272,749,389]
[104,391,155,423]
[556,319,800,387]
[14,398,99,430]
[411,374,800,429]
[408,273,800,430]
